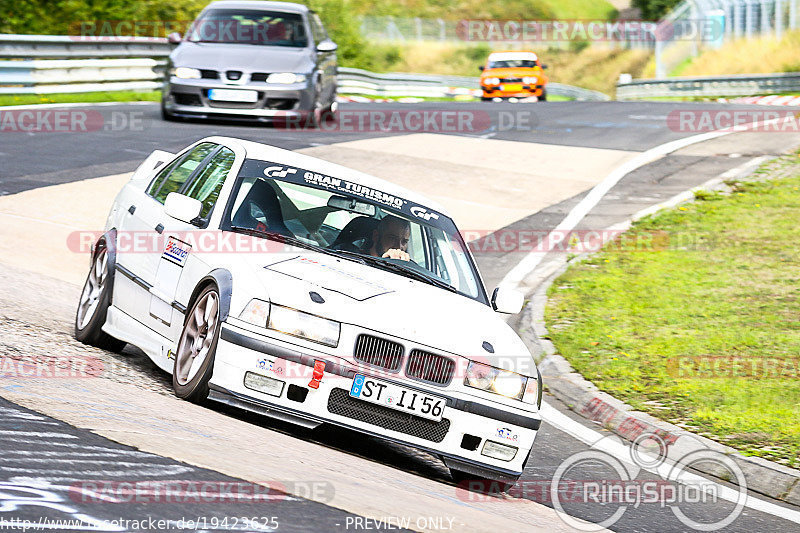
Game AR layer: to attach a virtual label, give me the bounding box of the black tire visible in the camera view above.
[161,104,180,122]
[74,244,126,352]
[539,88,547,102]
[450,469,517,493]
[172,284,221,403]
[321,100,338,124]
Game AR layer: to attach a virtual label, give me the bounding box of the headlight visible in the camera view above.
[464,361,527,400]
[484,77,500,86]
[268,304,340,347]
[171,67,202,79]
[523,76,538,84]
[239,299,270,327]
[266,72,307,84]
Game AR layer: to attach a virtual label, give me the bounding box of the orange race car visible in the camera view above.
[479,51,548,101]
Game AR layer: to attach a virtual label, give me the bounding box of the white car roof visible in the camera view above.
[488,51,539,62]
[204,136,452,218]
[205,1,309,13]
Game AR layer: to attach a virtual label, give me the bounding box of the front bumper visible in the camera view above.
[163,77,315,119]
[210,322,542,481]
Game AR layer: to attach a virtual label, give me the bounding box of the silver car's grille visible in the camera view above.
[200,69,219,79]
[250,72,270,82]
[353,334,403,372]
[327,388,450,442]
[406,350,456,386]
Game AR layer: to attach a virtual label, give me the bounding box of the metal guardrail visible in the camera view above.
[0,34,609,101]
[0,34,171,59]
[337,67,610,101]
[617,72,800,99]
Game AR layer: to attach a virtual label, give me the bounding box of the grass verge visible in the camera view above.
[546,155,800,467]
[0,91,161,107]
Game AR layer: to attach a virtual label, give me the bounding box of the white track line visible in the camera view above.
[500,127,753,290]
[541,402,800,524]
[519,128,799,523]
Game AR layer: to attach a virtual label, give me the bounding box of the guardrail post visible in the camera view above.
[655,38,666,79]
[438,19,446,41]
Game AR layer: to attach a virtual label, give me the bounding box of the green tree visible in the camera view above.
[632,0,682,21]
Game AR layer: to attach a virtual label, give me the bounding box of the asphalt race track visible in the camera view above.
[1,100,799,532]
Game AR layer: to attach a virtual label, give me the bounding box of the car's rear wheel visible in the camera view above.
[173,285,221,403]
[75,245,126,352]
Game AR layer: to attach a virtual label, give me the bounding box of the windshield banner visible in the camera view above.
[238,159,456,233]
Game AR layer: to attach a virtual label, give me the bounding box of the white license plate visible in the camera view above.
[207,89,258,103]
[349,374,445,422]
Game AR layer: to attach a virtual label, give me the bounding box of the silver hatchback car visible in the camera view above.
[161,1,338,126]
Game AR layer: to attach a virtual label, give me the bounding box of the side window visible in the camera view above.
[183,147,236,219]
[309,13,327,44]
[147,142,217,203]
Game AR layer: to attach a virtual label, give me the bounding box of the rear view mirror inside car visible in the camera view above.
[327,195,376,216]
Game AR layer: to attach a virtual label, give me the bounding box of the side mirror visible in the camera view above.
[164,192,203,225]
[491,286,524,314]
[479,65,485,71]
[541,63,548,69]
[167,32,183,44]
[317,40,337,52]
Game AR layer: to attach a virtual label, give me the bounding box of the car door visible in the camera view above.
[115,142,218,330]
[309,12,337,104]
[146,145,237,342]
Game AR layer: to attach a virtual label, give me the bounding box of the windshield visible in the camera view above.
[223,160,487,304]
[187,9,308,47]
[488,60,538,69]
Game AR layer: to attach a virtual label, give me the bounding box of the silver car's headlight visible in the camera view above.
[268,304,340,347]
[464,361,527,400]
[266,72,307,84]
[170,67,202,79]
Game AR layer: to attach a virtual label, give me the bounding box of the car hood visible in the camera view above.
[171,42,315,73]
[251,254,534,372]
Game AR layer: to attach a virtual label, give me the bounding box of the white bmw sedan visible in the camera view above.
[75,136,542,486]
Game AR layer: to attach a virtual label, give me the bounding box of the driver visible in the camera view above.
[369,215,411,261]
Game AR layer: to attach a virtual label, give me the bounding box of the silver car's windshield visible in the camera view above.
[187,9,308,47]
[223,160,487,304]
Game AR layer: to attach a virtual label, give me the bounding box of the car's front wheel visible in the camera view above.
[173,285,221,403]
[75,245,126,352]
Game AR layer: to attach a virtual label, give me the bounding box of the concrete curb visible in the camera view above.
[517,156,800,506]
